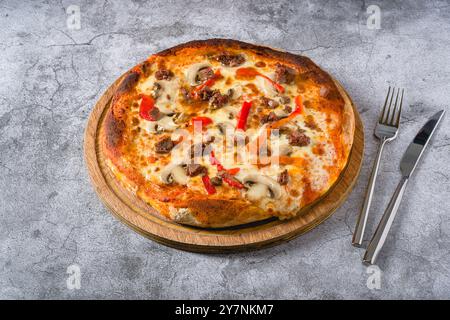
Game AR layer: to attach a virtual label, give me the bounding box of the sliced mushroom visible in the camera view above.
[172,112,189,124]
[140,121,159,134]
[157,115,178,131]
[185,62,213,86]
[246,183,270,202]
[242,174,282,200]
[160,164,188,185]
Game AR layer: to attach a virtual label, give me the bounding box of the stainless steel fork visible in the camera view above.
[352,87,404,247]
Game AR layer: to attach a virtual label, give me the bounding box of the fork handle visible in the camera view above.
[352,138,387,246]
[363,176,409,264]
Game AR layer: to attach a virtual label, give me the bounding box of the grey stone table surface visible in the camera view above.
[0,0,449,299]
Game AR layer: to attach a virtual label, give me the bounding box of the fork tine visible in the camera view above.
[379,86,391,123]
[389,88,400,125]
[384,87,396,123]
[395,89,404,127]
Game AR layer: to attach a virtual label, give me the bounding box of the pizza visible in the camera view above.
[101,39,355,228]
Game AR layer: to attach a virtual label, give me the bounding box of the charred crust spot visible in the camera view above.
[117,71,140,94]
[104,110,125,152]
[152,38,340,93]
[214,51,245,67]
[110,71,140,121]
[154,39,318,73]
[140,61,152,77]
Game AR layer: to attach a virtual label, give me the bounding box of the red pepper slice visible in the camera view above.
[192,69,222,99]
[209,151,244,189]
[226,167,240,175]
[222,176,244,189]
[209,151,240,175]
[209,151,225,171]
[236,100,253,131]
[191,116,213,127]
[201,175,216,195]
[293,95,303,115]
[139,95,157,121]
[236,67,285,93]
[235,67,259,78]
[268,95,304,130]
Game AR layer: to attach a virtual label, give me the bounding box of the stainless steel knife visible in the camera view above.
[363,110,446,265]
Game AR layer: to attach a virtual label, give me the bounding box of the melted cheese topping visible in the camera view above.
[119,48,347,217]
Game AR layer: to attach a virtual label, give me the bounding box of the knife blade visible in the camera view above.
[363,110,445,264]
[400,110,446,177]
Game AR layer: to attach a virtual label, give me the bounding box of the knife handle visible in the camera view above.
[352,139,387,247]
[363,176,409,265]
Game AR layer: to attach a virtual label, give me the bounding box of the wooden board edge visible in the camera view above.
[83,70,364,253]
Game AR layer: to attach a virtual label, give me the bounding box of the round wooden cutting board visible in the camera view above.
[84,73,364,253]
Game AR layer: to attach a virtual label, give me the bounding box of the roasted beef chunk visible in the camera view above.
[288,130,310,147]
[190,143,205,158]
[283,105,293,114]
[210,90,229,109]
[180,87,192,101]
[147,106,161,120]
[215,52,245,67]
[279,96,291,104]
[198,86,214,101]
[210,176,223,186]
[260,96,279,109]
[196,67,214,83]
[206,136,216,144]
[277,169,289,185]
[155,69,173,81]
[304,115,319,130]
[190,139,214,158]
[274,63,296,84]
[186,164,207,177]
[155,136,174,154]
[260,112,279,124]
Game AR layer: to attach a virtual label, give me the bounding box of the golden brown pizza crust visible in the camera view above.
[333,78,355,166]
[101,38,355,228]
